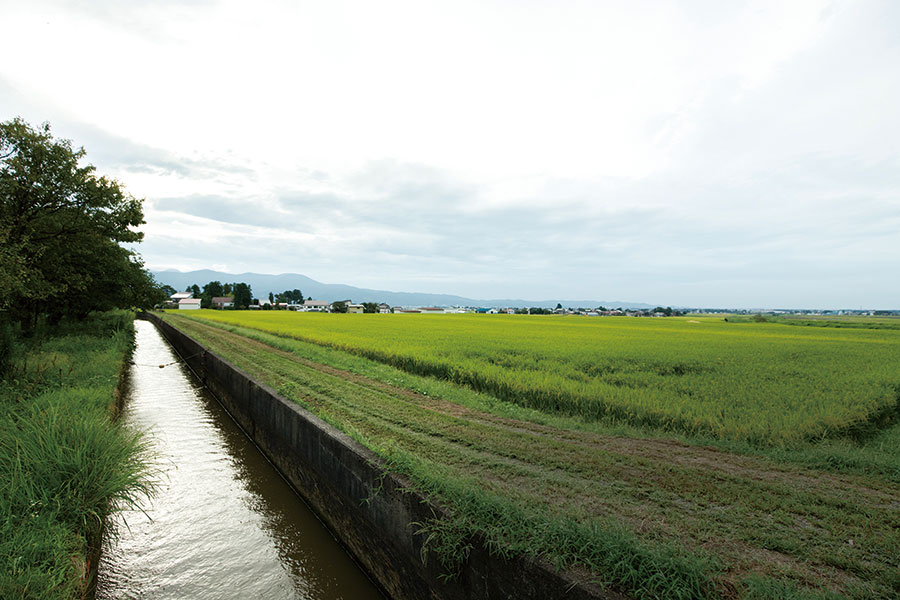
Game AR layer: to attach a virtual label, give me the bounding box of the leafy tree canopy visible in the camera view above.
[201,280,224,308]
[232,282,252,309]
[0,118,164,329]
[276,288,303,304]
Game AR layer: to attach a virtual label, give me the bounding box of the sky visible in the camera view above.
[2,0,898,308]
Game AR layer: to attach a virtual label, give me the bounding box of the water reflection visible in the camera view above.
[96,319,383,599]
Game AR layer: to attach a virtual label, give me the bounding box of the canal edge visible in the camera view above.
[141,312,615,600]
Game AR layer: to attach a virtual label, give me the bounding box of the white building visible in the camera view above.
[302,300,330,311]
[178,298,202,310]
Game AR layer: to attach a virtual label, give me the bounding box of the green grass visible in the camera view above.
[0,312,155,600]
[169,310,900,446]
[161,313,900,600]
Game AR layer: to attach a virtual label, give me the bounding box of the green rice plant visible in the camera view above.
[171,310,900,446]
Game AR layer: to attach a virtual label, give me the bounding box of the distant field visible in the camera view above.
[776,315,900,330]
[170,311,900,446]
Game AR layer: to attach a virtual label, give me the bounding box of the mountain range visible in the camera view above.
[152,269,655,309]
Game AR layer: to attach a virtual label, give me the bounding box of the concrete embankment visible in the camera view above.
[143,313,609,600]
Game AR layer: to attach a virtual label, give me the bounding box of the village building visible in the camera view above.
[178,298,201,310]
[302,300,329,311]
[211,296,234,309]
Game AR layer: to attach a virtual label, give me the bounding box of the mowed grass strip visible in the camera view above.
[173,310,900,446]
[163,313,900,600]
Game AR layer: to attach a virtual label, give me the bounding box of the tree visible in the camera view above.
[223,282,233,296]
[268,292,274,304]
[190,284,201,298]
[279,288,303,304]
[362,302,378,313]
[556,303,563,310]
[232,282,252,309]
[0,226,27,313]
[201,280,223,308]
[331,301,348,313]
[1,118,160,330]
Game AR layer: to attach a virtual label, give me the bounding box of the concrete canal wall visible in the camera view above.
[144,313,610,600]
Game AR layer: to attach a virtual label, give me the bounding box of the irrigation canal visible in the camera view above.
[96,319,384,599]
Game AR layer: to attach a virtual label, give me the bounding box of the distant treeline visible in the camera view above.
[166,280,306,310]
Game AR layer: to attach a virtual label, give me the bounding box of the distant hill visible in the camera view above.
[152,269,654,309]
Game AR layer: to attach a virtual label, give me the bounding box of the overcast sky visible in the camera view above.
[2,0,898,308]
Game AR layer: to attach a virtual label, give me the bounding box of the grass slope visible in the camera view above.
[0,312,154,600]
[162,312,900,600]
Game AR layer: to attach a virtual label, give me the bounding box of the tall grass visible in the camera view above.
[0,312,155,600]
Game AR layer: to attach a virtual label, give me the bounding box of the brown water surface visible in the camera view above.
[96,319,384,599]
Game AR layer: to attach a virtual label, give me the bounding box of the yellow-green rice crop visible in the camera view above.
[176,311,900,446]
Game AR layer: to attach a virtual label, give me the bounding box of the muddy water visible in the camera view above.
[96,319,384,599]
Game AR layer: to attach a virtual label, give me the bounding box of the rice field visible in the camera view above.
[172,311,900,446]
[159,312,900,599]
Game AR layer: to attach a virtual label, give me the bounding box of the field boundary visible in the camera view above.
[143,312,614,600]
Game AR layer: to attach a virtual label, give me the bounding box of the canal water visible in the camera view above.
[96,319,384,599]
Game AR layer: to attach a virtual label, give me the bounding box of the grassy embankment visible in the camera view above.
[0,312,154,600]
[162,311,900,600]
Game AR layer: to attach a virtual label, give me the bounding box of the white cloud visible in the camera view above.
[2,0,898,307]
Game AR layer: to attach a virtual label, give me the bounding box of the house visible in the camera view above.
[302,300,330,311]
[211,296,234,309]
[377,303,391,314]
[167,291,192,308]
[178,298,201,310]
[419,307,446,314]
[347,304,365,314]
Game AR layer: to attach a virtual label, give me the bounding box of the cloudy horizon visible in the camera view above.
[2,0,898,309]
